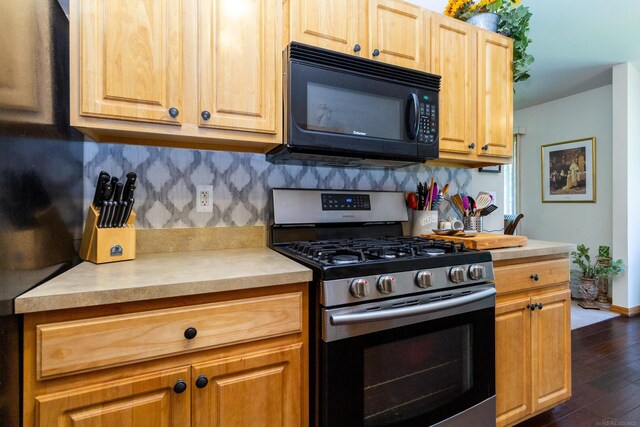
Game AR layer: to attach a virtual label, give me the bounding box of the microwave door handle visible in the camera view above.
[330,287,496,326]
[406,92,420,140]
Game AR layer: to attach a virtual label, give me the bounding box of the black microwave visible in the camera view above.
[267,42,441,168]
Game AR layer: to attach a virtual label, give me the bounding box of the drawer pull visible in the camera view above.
[468,143,475,149]
[530,274,540,281]
[173,379,187,394]
[201,110,211,120]
[195,374,209,389]
[184,327,198,340]
[168,107,179,118]
[353,43,361,53]
[527,304,536,311]
[537,303,544,310]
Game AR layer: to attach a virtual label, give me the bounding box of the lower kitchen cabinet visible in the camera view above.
[35,366,192,426]
[494,255,572,427]
[23,284,308,427]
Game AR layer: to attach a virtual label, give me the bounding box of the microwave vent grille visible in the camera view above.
[288,42,441,91]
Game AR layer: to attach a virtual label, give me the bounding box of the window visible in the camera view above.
[503,135,518,216]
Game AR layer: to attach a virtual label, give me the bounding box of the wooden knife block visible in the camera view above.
[79,205,136,264]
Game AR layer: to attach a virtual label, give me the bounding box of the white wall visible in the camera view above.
[514,85,613,253]
[612,63,640,309]
[406,0,448,12]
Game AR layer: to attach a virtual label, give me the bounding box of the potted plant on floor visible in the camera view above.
[571,244,624,310]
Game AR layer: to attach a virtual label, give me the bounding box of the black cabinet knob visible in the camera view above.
[168,107,179,118]
[173,379,187,394]
[530,274,540,281]
[468,143,475,149]
[184,327,198,340]
[537,303,544,310]
[372,48,380,57]
[481,144,489,151]
[353,44,361,53]
[195,374,209,389]
[201,110,211,120]
[527,304,536,311]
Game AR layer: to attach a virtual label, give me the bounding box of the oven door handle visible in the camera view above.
[330,287,496,326]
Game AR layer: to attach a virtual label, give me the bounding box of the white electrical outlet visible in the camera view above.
[196,185,213,213]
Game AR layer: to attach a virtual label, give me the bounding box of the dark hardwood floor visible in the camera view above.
[516,315,640,426]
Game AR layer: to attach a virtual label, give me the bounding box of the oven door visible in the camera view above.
[287,61,439,161]
[318,286,496,427]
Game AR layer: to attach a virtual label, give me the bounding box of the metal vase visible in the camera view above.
[467,12,499,32]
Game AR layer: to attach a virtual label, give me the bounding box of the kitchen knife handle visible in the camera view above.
[115,200,127,227]
[92,172,110,207]
[123,198,135,225]
[123,172,137,200]
[98,201,110,228]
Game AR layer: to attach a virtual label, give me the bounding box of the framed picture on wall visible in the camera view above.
[541,137,596,202]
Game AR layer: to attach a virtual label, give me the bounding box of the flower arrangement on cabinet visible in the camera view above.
[444,0,535,83]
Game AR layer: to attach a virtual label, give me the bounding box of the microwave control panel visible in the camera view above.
[418,102,437,144]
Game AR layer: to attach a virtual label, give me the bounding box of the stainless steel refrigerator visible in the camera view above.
[0,1,84,425]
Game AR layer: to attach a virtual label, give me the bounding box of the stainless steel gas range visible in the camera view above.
[269,189,496,427]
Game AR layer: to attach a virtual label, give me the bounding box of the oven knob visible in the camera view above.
[469,264,485,280]
[449,266,466,283]
[350,278,370,298]
[416,271,433,288]
[377,275,395,294]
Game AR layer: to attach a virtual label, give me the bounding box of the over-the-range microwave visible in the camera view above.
[267,42,441,168]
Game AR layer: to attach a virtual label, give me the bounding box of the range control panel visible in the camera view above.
[321,193,371,211]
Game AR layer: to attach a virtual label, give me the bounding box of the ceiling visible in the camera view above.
[417,0,640,110]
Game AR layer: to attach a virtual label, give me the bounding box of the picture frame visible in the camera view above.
[541,137,596,203]
[478,165,501,173]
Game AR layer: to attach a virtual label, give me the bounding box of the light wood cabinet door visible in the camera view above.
[192,344,304,427]
[198,0,281,134]
[531,289,572,413]
[35,366,190,427]
[288,0,366,56]
[495,297,532,427]
[76,0,184,125]
[368,0,427,70]
[477,31,513,158]
[431,14,476,155]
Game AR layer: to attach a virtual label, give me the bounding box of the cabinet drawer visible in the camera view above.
[37,292,303,379]
[494,259,569,295]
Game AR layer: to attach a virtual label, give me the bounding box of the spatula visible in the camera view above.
[479,204,498,216]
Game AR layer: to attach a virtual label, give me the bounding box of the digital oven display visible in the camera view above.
[321,193,371,211]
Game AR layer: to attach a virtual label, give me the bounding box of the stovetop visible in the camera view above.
[273,236,492,280]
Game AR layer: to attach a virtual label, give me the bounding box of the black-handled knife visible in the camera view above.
[105,182,123,228]
[123,172,137,202]
[92,172,110,208]
[97,183,113,228]
[122,184,136,225]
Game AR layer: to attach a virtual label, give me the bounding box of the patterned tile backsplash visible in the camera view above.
[84,142,471,228]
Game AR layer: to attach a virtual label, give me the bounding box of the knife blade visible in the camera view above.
[92,172,110,208]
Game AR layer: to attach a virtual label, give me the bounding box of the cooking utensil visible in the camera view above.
[92,172,110,208]
[479,204,498,216]
[451,194,465,217]
[426,178,435,210]
[475,194,492,211]
[467,196,476,216]
[97,183,113,228]
[109,182,124,227]
[462,195,469,216]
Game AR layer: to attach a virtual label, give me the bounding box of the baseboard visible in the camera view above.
[610,305,640,317]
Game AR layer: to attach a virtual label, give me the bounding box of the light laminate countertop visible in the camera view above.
[15,247,312,314]
[489,239,575,261]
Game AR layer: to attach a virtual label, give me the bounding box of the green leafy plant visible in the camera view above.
[444,0,534,83]
[496,5,533,83]
[571,244,624,280]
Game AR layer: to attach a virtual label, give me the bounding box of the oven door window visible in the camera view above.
[320,307,494,427]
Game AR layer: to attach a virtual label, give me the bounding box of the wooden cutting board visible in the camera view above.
[422,233,527,250]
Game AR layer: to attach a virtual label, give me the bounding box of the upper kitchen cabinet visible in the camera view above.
[0,0,54,125]
[429,14,513,167]
[198,0,279,134]
[76,0,184,125]
[431,13,476,156]
[285,0,429,70]
[368,0,429,70]
[70,0,282,152]
[287,0,367,56]
[477,31,513,158]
